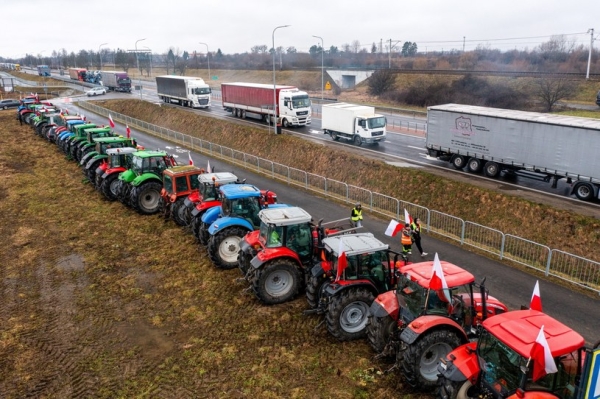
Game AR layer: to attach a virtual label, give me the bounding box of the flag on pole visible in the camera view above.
[108,114,115,128]
[81,114,86,121]
[385,219,402,237]
[188,152,194,166]
[429,253,451,302]
[206,160,212,173]
[126,125,131,138]
[335,238,348,282]
[404,209,413,225]
[530,280,542,311]
[530,325,558,381]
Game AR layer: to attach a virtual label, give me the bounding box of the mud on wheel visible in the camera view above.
[130,181,163,215]
[325,288,374,341]
[436,374,463,399]
[306,274,329,309]
[253,259,301,305]
[196,221,211,245]
[208,226,248,269]
[366,314,397,357]
[171,199,188,226]
[101,174,120,201]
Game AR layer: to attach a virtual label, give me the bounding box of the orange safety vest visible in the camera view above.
[401,231,412,246]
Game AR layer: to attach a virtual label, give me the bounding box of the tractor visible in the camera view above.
[45,115,83,143]
[71,127,113,162]
[97,147,138,200]
[436,309,599,399]
[114,150,177,214]
[55,119,87,147]
[186,172,240,230]
[305,233,405,342]
[366,260,508,389]
[239,207,356,305]
[81,136,139,183]
[159,165,206,226]
[201,184,284,269]
[60,123,97,155]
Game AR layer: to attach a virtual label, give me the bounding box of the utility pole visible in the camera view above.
[388,39,401,68]
[586,28,594,80]
[463,36,466,52]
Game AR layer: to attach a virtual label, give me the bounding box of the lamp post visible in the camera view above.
[198,42,210,82]
[98,43,108,71]
[143,46,152,78]
[135,38,146,99]
[272,25,290,134]
[312,35,324,102]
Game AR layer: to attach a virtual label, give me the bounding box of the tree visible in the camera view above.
[251,45,268,54]
[401,42,418,57]
[166,49,175,75]
[216,48,223,58]
[533,77,576,112]
[371,43,377,54]
[309,45,321,58]
[115,49,133,72]
[329,46,338,55]
[286,46,297,54]
[367,69,396,95]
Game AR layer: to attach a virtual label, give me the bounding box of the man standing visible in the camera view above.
[410,217,428,257]
[401,223,413,256]
[351,202,363,228]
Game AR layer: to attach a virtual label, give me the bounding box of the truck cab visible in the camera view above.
[279,89,311,127]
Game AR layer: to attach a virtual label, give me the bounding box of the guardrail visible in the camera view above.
[76,100,600,295]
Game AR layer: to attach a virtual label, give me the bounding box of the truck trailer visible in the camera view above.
[68,68,87,81]
[37,65,50,76]
[425,104,600,202]
[321,103,386,145]
[221,82,311,128]
[100,71,131,93]
[155,76,210,108]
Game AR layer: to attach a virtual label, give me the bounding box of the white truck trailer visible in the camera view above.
[425,104,600,201]
[155,76,211,108]
[321,103,387,146]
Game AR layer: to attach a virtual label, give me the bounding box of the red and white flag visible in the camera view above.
[206,160,212,173]
[404,209,413,225]
[530,325,558,381]
[126,125,131,138]
[81,114,86,121]
[188,152,194,166]
[108,114,115,128]
[385,219,402,237]
[429,253,451,302]
[530,280,542,312]
[335,238,348,282]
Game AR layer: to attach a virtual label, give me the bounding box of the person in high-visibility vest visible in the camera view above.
[401,223,413,255]
[410,217,428,257]
[351,202,363,228]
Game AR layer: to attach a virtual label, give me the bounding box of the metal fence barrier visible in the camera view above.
[75,100,600,295]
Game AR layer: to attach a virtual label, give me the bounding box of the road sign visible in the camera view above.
[325,81,332,90]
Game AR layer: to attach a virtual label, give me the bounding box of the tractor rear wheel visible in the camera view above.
[130,181,163,215]
[116,180,131,205]
[171,199,188,226]
[101,174,120,201]
[366,314,397,356]
[254,259,301,305]
[306,274,329,309]
[401,329,462,390]
[326,288,374,341]
[197,221,210,245]
[208,226,248,269]
[86,160,101,183]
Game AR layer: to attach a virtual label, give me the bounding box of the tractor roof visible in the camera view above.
[93,136,130,143]
[66,120,85,125]
[400,261,475,288]
[482,309,585,358]
[85,127,111,133]
[106,147,138,155]
[219,183,261,198]
[164,165,203,175]
[132,150,168,158]
[323,233,389,256]
[259,207,312,226]
[198,172,238,185]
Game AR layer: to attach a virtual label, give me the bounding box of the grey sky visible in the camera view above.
[2,0,597,59]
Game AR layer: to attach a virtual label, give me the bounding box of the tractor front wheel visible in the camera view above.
[130,181,163,215]
[208,227,248,269]
[326,288,374,341]
[366,314,397,356]
[305,274,329,309]
[254,259,301,305]
[101,174,120,201]
[86,160,101,183]
[400,329,462,390]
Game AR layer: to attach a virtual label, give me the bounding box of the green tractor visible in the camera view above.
[115,150,177,214]
[61,123,97,155]
[80,136,139,184]
[71,127,113,163]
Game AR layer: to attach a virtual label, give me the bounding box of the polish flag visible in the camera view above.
[188,152,194,166]
[335,238,348,282]
[385,219,402,237]
[108,114,115,128]
[206,160,212,173]
[81,114,86,121]
[530,325,558,381]
[404,209,413,225]
[126,125,131,138]
[530,280,542,311]
[429,253,450,302]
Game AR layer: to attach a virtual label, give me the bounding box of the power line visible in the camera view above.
[416,32,589,44]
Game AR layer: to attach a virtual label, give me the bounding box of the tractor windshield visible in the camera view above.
[200,184,218,202]
[163,175,174,194]
[132,156,167,175]
[477,330,524,396]
[398,274,427,317]
[259,224,283,248]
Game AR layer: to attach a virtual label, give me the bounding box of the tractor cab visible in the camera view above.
[198,172,239,202]
[257,207,313,258]
[105,147,138,169]
[159,165,205,226]
[130,151,175,177]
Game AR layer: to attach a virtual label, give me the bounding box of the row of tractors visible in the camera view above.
[15,98,599,399]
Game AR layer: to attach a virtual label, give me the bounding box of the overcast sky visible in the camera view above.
[2,0,597,59]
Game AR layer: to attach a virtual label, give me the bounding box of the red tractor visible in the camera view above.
[159,165,206,226]
[238,207,356,305]
[437,309,599,399]
[96,147,138,200]
[366,260,508,389]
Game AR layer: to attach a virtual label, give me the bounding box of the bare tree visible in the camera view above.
[351,40,361,53]
[251,45,268,54]
[367,69,396,95]
[533,77,576,111]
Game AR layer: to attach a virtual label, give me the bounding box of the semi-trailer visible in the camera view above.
[100,71,132,92]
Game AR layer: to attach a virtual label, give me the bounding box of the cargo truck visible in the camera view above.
[155,75,211,108]
[221,82,311,128]
[68,68,87,81]
[37,65,50,76]
[100,71,131,93]
[321,103,386,146]
[425,103,600,202]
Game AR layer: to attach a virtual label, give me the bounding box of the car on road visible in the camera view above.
[86,86,107,97]
[0,99,21,109]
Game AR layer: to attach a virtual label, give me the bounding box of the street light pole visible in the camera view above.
[273,25,290,134]
[199,42,210,82]
[98,43,108,71]
[312,35,324,102]
[135,38,146,100]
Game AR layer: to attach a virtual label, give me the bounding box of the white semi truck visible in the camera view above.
[155,76,211,108]
[321,103,387,146]
[425,103,600,202]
